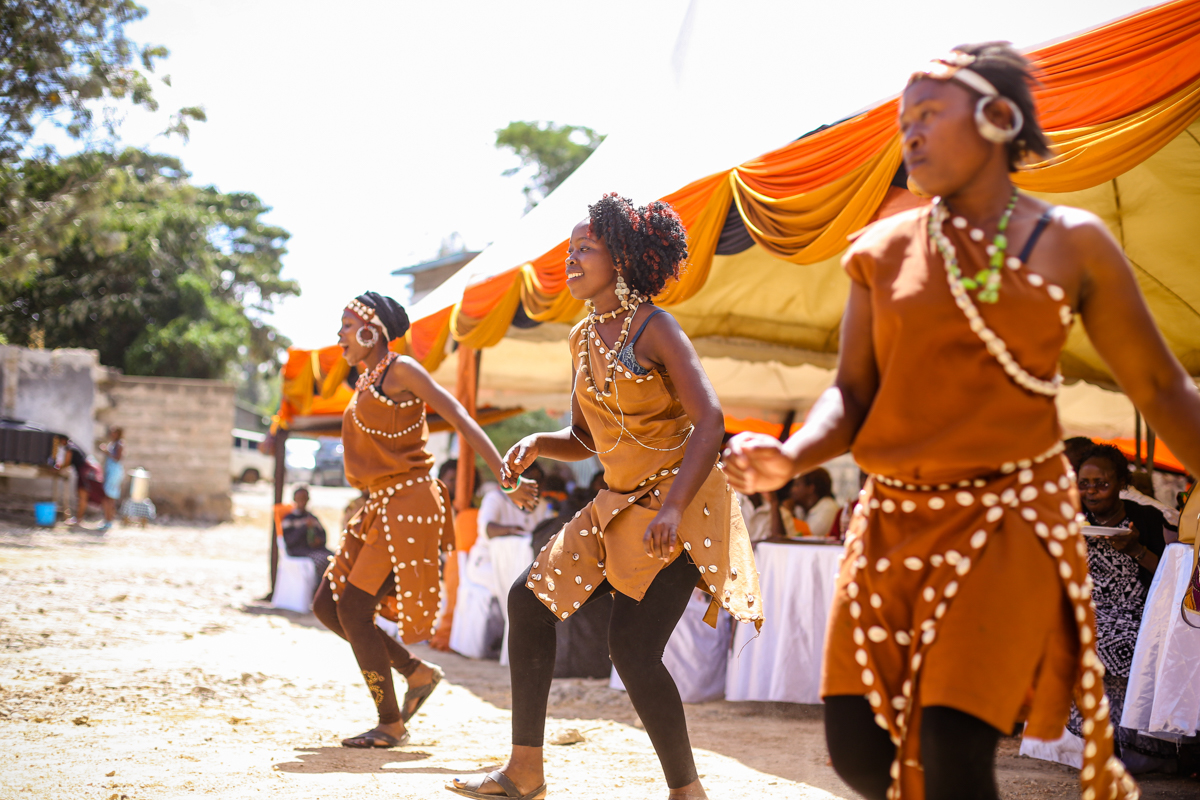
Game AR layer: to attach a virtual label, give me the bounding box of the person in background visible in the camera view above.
[56,438,108,529]
[281,485,335,583]
[1069,444,1176,771]
[1063,436,1094,472]
[100,426,124,532]
[438,459,459,505]
[835,470,869,541]
[739,490,793,543]
[468,462,552,588]
[588,469,607,495]
[791,468,840,538]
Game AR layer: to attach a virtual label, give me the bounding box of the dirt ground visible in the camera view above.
[1,485,1195,800]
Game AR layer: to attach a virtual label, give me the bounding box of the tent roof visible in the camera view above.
[397,0,1200,390]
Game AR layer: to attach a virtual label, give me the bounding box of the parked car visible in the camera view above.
[232,428,274,484]
[311,438,346,486]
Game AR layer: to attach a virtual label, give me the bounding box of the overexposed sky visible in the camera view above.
[115,0,1149,349]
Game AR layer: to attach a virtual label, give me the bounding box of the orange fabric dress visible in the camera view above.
[326,372,453,643]
[821,206,1137,799]
[526,319,761,630]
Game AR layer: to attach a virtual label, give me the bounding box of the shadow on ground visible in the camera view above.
[274,746,486,776]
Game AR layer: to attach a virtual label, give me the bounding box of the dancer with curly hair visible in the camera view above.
[313,291,537,749]
[725,42,1200,800]
[449,195,760,800]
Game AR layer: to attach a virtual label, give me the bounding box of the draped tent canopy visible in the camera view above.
[276,0,1200,441]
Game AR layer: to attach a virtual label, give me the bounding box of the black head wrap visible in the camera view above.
[351,291,410,341]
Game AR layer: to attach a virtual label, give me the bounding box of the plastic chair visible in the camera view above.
[272,503,319,613]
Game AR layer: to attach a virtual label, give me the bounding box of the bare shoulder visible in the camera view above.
[1050,205,1128,272]
[846,206,925,258]
[383,355,428,394]
[637,305,682,341]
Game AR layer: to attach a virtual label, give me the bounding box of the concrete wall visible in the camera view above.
[100,376,235,521]
[0,346,99,453]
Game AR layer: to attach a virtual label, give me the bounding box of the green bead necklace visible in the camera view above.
[931,188,1019,304]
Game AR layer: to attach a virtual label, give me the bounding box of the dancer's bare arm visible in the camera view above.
[504,365,596,479]
[725,281,879,493]
[386,357,539,507]
[1069,211,1200,476]
[636,311,725,559]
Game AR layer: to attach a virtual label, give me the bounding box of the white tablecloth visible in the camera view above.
[726,541,844,704]
[488,534,534,666]
[1123,542,1200,739]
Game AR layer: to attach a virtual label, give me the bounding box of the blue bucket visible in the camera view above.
[34,502,57,527]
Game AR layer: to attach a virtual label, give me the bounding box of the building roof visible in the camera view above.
[391,251,481,277]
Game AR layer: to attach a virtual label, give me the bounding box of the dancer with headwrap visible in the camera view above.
[313,292,538,748]
[449,195,759,800]
[725,42,1200,800]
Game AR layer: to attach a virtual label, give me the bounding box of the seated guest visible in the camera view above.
[281,486,335,582]
[790,468,840,538]
[738,490,793,543]
[1067,444,1177,772]
[1063,435,1095,472]
[55,438,108,528]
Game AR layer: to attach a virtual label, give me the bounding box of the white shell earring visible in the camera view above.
[975,96,1024,144]
[356,324,380,347]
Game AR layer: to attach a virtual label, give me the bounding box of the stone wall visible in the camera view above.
[0,346,99,453]
[100,376,235,521]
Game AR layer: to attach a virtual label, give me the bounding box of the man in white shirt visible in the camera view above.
[738,491,793,543]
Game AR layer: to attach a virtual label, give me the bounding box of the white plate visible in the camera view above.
[1081,525,1127,538]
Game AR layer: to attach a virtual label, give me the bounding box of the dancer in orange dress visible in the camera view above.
[726,43,1200,800]
[313,292,536,749]
[450,195,759,800]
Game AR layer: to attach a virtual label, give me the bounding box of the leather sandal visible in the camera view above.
[402,663,444,722]
[446,770,546,799]
[341,728,410,748]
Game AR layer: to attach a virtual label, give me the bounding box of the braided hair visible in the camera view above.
[951,41,1054,170]
[587,193,688,297]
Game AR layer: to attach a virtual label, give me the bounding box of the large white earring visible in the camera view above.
[975,95,1024,144]
[356,324,380,347]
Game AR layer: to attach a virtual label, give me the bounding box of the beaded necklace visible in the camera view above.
[580,294,645,397]
[928,196,1062,397]
[355,351,397,393]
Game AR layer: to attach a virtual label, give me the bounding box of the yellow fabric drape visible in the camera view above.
[450,271,524,349]
[1017,75,1200,193]
[657,175,734,307]
[404,317,452,373]
[520,262,585,322]
[731,138,903,264]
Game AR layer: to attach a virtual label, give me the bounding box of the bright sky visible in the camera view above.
[116,0,1148,350]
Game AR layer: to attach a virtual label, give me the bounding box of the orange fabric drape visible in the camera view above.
[287,0,1200,427]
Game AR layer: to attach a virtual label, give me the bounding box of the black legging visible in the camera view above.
[825,695,1003,800]
[508,553,701,789]
[313,574,420,725]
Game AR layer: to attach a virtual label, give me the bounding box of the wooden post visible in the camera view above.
[1146,426,1157,483]
[1134,410,1143,470]
[431,345,479,651]
[267,427,289,600]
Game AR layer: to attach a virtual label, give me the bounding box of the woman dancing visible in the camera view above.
[313,291,536,748]
[725,43,1200,800]
[449,195,760,800]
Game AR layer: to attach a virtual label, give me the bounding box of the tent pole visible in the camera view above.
[454,346,479,510]
[268,427,289,600]
[1134,410,1143,470]
[1146,426,1156,484]
[778,409,796,443]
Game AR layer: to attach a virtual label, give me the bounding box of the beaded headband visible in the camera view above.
[345,298,388,339]
[911,51,1025,145]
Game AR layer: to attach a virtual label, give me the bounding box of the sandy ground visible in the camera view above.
[0,485,1195,800]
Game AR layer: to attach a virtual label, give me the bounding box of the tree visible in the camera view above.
[0,148,298,380]
[495,121,604,209]
[0,1,204,277]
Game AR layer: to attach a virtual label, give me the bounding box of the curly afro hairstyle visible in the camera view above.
[587,193,688,298]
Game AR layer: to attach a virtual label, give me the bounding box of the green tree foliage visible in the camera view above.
[0,0,205,277]
[0,0,170,160]
[0,148,298,379]
[495,121,604,209]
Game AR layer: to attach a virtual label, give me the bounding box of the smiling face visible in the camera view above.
[900,78,998,198]
[338,310,378,365]
[564,219,619,303]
